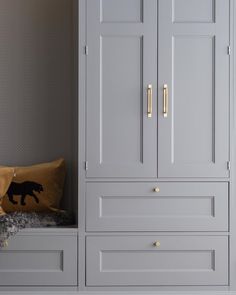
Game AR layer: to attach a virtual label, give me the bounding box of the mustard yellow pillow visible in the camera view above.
[0,158,66,213]
[0,167,15,215]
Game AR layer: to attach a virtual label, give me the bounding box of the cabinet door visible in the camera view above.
[86,0,157,178]
[158,0,230,178]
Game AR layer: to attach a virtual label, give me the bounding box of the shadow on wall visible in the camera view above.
[0,0,77,210]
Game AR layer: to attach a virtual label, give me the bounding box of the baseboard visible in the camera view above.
[0,291,236,295]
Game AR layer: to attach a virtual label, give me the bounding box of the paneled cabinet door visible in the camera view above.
[86,0,157,178]
[158,0,230,178]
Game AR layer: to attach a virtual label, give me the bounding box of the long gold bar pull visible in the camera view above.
[147,84,152,118]
[163,84,168,118]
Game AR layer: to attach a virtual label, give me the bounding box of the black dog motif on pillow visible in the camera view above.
[6,181,43,206]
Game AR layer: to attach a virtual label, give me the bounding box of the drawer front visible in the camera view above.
[86,182,228,231]
[86,236,228,286]
[0,234,77,286]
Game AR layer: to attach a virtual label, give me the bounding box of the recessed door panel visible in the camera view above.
[86,0,157,178]
[101,0,143,23]
[173,0,215,23]
[100,36,143,166]
[158,0,229,177]
[173,36,215,164]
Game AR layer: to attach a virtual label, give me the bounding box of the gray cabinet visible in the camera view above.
[86,0,230,179]
[86,236,228,286]
[82,0,231,290]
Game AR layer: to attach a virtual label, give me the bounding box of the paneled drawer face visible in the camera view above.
[86,182,228,231]
[86,236,228,286]
[0,234,77,286]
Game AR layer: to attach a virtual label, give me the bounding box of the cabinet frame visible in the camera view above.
[78,0,236,292]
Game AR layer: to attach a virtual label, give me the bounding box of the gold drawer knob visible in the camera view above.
[153,241,161,247]
[154,187,160,192]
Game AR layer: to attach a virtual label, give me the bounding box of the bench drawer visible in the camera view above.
[86,182,228,231]
[0,233,77,286]
[86,235,228,286]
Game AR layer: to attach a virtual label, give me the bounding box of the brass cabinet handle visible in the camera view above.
[163,84,168,118]
[153,241,161,247]
[147,84,152,118]
[3,240,8,248]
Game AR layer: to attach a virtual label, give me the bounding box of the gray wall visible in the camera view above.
[0,0,77,213]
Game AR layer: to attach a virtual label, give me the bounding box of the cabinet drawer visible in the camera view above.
[0,233,77,286]
[86,182,228,231]
[86,235,228,286]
